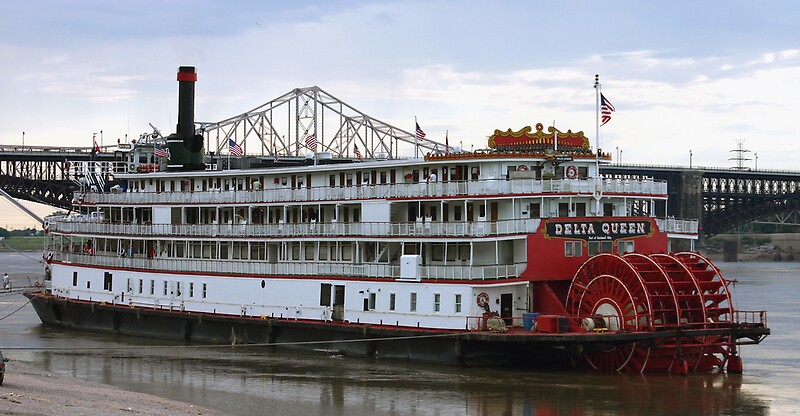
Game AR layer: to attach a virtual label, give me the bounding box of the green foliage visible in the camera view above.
[0,236,44,251]
[0,227,43,238]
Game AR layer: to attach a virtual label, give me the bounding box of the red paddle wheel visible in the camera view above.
[566,252,737,373]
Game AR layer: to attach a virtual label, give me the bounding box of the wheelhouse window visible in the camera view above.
[410,292,417,312]
[588,241,614,256]
[565,241,583,257]
[620,240,635,254]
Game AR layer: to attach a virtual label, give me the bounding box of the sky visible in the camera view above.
[1,0,799,229]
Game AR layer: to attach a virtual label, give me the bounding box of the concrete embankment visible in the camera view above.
[704,233,800,262]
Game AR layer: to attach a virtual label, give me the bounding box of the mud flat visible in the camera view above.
[0,361,225,416]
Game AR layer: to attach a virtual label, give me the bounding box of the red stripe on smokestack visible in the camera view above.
[177,71,197,82]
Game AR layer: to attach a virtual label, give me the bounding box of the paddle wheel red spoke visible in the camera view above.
[566,252,742,373]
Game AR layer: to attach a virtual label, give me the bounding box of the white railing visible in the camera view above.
[656,218,699,234]
[80,177,667,206]
[48,218,541,239]
[48,252,524,281]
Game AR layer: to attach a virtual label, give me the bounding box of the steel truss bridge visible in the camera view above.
[1,86,799,236]
[197,86,449,160]
[603,165,800,237]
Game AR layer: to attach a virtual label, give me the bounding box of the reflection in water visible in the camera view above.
[34,346,767,416]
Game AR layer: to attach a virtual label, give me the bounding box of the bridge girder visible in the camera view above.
[196,86,450,160]
[702,193,800,237]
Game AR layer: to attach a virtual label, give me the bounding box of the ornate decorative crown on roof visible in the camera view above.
[488,123,590,150]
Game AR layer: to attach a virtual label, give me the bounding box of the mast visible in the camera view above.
[594,74,601,178]
[593,75,602,216]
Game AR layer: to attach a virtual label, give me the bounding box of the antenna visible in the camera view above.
[729,139,752,170]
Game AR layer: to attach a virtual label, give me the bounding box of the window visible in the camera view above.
[558,203,570,217]
[565,241,583,257]
[163,281,168,296]
[431,244,444,262]
[410,292,417,312]
[150,280,155,295]
[575,203,587,217]
[530,203,541,218]
[434,293,441,312]
[176,282,182,297]
[103,272,112,291]
[588,241,614,255]
[470,166,480,180]
[202,283,207,299]
[127,278,132,292]
[189,282,194,298]
[389,293,396,311]
[620,240,635,254]
[320,283,332,306]
[368,293,376,310]
[455,294,462,313]
[138,279,143,294]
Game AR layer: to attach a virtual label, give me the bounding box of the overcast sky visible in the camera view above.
[1,1,799,228]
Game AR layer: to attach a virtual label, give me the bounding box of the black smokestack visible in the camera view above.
[166,66,205,171]
[176,66,196,138]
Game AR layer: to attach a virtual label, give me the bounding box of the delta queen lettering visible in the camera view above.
[545,220,651,241]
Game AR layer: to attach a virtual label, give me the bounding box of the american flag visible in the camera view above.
[305,134,317,151]
[93,140,101,153]
[154,143,170,159]
[600,93,615,126]
[354,144,362,160]
[229,139,243,157]
[415,122,426,141]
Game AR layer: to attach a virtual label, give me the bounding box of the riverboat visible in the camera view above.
[25,67,769,373]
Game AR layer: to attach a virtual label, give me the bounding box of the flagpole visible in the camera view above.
[553,119,557,152]
[594,74,601,178]
[593,74,602,217]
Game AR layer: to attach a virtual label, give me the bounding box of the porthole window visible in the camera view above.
[261,280,266,288]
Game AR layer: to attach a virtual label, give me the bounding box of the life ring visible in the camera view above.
[476,292,490,308]
[566,165,578,179]
[518,165,529,171]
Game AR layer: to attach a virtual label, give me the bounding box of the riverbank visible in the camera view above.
[0,238,44,252]
[0,361,225,416]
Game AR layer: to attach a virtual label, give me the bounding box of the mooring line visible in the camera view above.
[0,330,483,352]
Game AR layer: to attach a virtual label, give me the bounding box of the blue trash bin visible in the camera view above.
[523,312,539,331]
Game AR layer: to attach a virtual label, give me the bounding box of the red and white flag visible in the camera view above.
[305,134,317,151]
[415,123,426,141]
[354,144,362,160]
[600,93,615,126]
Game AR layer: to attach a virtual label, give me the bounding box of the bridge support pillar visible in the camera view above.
[676,171,704,224]
[723,241,739,262]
